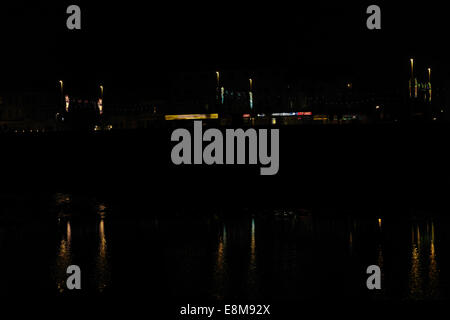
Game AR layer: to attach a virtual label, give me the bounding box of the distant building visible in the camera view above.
[0,91,58,132]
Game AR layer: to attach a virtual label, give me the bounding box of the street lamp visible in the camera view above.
[409,58,417,98]
[249,78,254,110]
[100,85,104,99]
[410,59,414,78]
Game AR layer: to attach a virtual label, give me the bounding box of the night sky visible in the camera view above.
[1,1,448,97]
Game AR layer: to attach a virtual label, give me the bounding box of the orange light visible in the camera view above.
[165,113,219,120]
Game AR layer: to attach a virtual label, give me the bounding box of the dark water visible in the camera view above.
[0,193,449,301]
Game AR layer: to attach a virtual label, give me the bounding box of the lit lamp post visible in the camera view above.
[216,71,220,106]
[98,85,104,116]
[249,78,253,110]
[59,80,64,103]
[409,59,417,98]
[427,68,432,102]
[410,59,414,79]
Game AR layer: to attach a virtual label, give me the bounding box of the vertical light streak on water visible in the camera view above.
[56,220,72,293]
[247,218,258,298]
[213,224,227,300]
[428,221,439,297]
[409,224,423,299]
[96,204,111,292]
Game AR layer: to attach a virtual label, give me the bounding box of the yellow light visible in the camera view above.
[378,218,382,228]
[165,113,219,120]
[65,95,70,112]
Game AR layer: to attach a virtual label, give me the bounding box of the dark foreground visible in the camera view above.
[1,124,449,316]
[1,192,449,301]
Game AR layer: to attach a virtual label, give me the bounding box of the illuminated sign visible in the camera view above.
[242,114,251,118]
[165,114,219,121]
[271,112,312,117]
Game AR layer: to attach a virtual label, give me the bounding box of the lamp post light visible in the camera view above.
[249,78,254,110]
[100,85,104,99]
[409,59,417,98]
[410,59,414,79]
[216,71,221,106]
[59,80,64,98]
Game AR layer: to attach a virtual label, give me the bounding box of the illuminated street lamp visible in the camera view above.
[249,78,254,110]
[100,85,104,99]
[409,59,418,98]
[427,68,432,102]
[59,80,64,98]
[216,71,222,105]
[98,98,103,115]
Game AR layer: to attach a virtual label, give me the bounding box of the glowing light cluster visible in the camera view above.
[165,113,219,121]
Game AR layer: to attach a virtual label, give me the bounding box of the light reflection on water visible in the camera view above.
[1,193,448,299]
[53,195,112,294]
[212,225,227,300]
[96,217,111,292]
[408,221,440,300]
[247,218,259,299]
[55,220,72,293]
